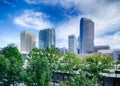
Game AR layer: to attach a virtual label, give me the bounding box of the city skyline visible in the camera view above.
[0,0,120,49]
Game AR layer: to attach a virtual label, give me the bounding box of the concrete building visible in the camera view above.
[79,17,94,54]
[68,35,77,54]
[98,49,120,62]
[39,28,55,50]
[94,45,110,52]
[20,30,36,52]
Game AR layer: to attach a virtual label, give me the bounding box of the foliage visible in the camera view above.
[82,55,114,78]
[58,53,88,86]
[0,46,114,86]
[1,46,24,86]
[117,55,120,61]
[0,54,10,82]
[58,54,114,86]
[70,71,98,86]
[25,48,61,86]
[58,53,81,74]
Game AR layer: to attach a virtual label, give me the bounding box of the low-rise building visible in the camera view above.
[98,49,120,62]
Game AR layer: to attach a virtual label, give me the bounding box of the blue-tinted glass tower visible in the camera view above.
[39,28,55,50]
[79,17,94,54]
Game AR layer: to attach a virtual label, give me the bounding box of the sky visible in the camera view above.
[0,0,120,49]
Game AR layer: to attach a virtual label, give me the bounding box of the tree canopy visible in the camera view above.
[25,48,61,86]
[0,46,24,86]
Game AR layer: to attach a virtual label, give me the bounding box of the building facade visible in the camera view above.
[20,30,36,52]
[68,35,77,54]
[98,49,120,62]
[94,45,110,52]
[79,17,94,54]
[39,28,55,50]
[59,47,67,54]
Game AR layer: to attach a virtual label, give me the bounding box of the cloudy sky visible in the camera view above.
[0,0,120,49]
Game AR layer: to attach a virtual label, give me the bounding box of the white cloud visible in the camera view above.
[56,16,80,48]
[55,0,120,48]
[2,0,15,7]
[14,10,53,30]
[95,31,120,49]
[25,0,37,4]
[24,0,120,49]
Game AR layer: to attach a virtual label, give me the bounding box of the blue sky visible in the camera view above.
[0,0,120,49]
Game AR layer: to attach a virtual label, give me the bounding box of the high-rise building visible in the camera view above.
[20,30,36,52]
[39,28,55,50]
[79,17,94,54]
[68,35,77,54]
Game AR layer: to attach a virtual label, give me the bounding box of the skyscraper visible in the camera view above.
[68,35,77,54]
[20,30,36,52]
[39,28,55,50]
[79,17,94,54]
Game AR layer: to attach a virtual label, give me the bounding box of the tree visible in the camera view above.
[117,54,120,62]
[58,53,81,74]
[25,48,51,86]
[25,48,62,86]
[58,53,82,85]
[58,53,114,86]
[0,54,10,85]
[82,55,113,78]
[70,71,97,86]
[44,47,62,70]
[1,46,23,86]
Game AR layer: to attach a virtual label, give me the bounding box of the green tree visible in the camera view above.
[25,48,51,86]
[117,54,120,63]
[58,54,113,86]
[83,55,113,78]
[44,48,62,71]
[1,46,23,86]
[58,53,81,74]
[25,48,61,86]
[70,71,97,86]
[0,54,10,84]
[43,48,62,83]
[58,53,82,85]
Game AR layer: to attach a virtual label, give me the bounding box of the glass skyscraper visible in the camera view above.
[39,28,55,50]
[79,17,94,54]
[68,35,77,54]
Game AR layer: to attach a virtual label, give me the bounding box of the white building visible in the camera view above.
[98,49,120,62]
[20,30,36,52]
[68,35,77,54]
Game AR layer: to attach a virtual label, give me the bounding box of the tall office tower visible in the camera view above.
[68,35,77,54]
[20,30,36,52]
[39,28,55,50]
[79,17,94,54]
